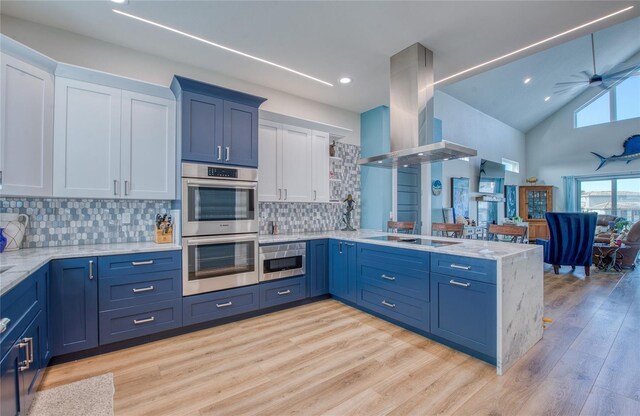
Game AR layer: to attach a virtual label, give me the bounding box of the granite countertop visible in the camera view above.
[258,229,542,261]
[0,242,182,296]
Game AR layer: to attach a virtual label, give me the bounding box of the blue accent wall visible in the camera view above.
[431,118,444,222]
[360,106,392,231]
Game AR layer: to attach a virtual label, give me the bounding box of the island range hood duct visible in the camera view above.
[358,43,477,168]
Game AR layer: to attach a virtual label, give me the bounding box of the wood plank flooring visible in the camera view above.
[40,266,639,415]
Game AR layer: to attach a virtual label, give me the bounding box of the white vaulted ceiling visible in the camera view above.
[1,1,639,115]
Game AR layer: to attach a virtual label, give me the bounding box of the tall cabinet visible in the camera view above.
[518,185,553,241]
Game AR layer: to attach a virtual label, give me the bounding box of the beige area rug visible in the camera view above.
[28,373,114,416]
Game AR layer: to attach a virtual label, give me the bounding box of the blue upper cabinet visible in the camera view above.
[50,257,99,356]
[171,76,266,167]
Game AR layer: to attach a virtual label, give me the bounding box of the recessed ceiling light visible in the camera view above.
[432,5,634,86]
[377,161,383,164]
[524,77,532,84]
[110,0,128,4]
[403,164,409,168]
[112,9,333,86]
[418,153,424,156]
[544,96,551,102]
[339,77,352,84]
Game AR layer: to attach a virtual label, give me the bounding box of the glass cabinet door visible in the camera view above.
[527,190,548,219]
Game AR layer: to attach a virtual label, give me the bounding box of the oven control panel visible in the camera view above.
[208,167,238,178]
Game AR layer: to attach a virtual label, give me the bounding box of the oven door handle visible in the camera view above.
[185,179,257,190]
[186,235,258,246]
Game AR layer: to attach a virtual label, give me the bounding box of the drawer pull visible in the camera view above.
[89,260,94,280]
[24,337,34,363]
[132,260,154,266]
[277,289,292,296]
[132,285,155,293]
[449,279,471,287]
[343,242,355,247]
[134,316,155,325]
[381,300,396,308]
[18,341,30,372]
[450,264,471,270]
[216,301,233,308]
[0,317,10,334]
[381,274,396,281]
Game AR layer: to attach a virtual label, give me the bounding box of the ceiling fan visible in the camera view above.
[553,33,640,95]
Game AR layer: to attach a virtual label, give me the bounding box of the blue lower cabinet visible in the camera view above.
[307,240,329,297]
[356,283,429,332]
[329,240,357,303]
[430,273,496,357]
[99,270,181,311]
[99,299,182,344]
[259,276,306,309]
[98,250,181,278]
[50,258,99,356]
[183,285,259,326]
[0,340,20,416]
[430,254,496,285]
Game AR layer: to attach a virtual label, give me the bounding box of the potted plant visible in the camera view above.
[614,220,630,233]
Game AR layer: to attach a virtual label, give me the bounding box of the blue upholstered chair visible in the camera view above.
[536,212,597,276]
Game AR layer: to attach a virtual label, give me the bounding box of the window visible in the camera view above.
[501,158,520,173]
[578,175,640,223]
[575,70,640,128]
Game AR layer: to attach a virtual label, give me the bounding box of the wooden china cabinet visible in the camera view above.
[518,185,554,242]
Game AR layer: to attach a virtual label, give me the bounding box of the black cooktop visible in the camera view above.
[365,236,461,247]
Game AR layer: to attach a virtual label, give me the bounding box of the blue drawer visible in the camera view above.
[358,264,429,301]
[98,270,181,312]
[356,283,429,332]
[98,250,181,278]
[358,243,430,278]
[259,276,306,309]
[1,265,46,360]
[183,285,259,326]
[430,254,496,284]
[99,299,182,345]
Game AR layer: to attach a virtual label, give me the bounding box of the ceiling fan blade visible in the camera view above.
[580,70,593,79]
[555,81,588,86]
[553,88,574,95]
[604,65,640,79]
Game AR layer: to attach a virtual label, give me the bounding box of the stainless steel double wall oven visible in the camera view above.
[181,163,259,296]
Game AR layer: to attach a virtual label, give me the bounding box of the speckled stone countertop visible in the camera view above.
[258,229,541,261]
[0,242,181,296]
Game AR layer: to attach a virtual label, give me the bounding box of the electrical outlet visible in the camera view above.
[122,212,131,225]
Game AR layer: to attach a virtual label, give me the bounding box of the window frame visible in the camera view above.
[577,173,640,221]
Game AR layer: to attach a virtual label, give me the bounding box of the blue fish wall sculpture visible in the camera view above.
[591,134,640,171]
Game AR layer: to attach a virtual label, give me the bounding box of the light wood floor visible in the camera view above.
[40,266,640,416]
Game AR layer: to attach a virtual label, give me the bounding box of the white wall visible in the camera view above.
[526,87,640,211]
[0,14,360,145]
[429,91,527,222]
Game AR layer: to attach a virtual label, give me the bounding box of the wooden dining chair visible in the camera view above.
[387,221,416,234]
[487,224,528,243]
[431,223,464,238]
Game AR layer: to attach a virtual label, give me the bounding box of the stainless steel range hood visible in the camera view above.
[358,43,477,168]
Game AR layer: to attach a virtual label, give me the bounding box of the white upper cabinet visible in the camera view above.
[54,78,122,198]
[258,120,330,203]
[121,91,176,200]
[0,52,54,197]
[311,130,330,203]
[53,75,176,200]
[258,120,281,202]
[280,124,312,203]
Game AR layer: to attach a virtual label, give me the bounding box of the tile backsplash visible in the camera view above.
[1,198,171,248]
[259,142,361,234]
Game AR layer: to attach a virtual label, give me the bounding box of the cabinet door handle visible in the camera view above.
[338,241,343,254]
[381,274,396,281]
[89,260,94,280]
[113,179,118,196]
[216,301,233,308]
[24,337,34,363]
[217,146,222,160]
[132,285,155,293]
[134,316,155,325]
[0,318,10,334]
[225,147,230,161]
[132,260,154,266]
[450,264,471,270]
[18,341,29,371]
[284,189,288,200]
[277,289,291,296]
[381,300,396,308]
[124,180,129,196]
[449,279,471,287]
[278,189,282,200]
[314,190,317,201]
